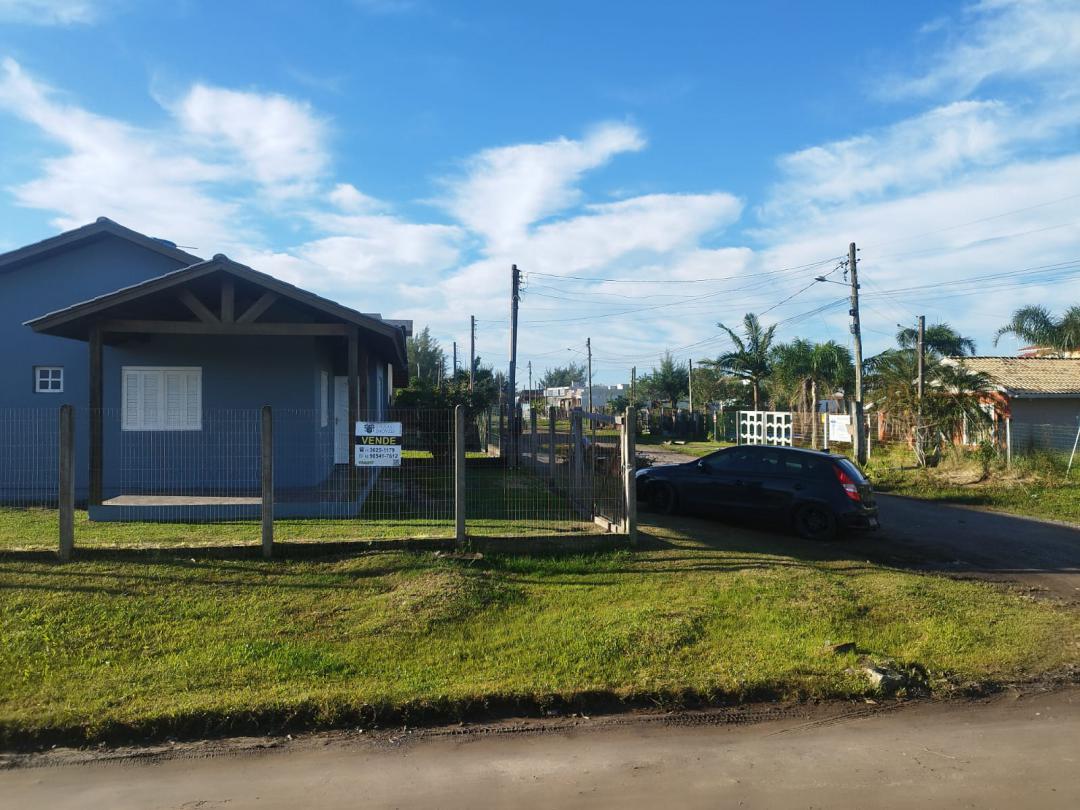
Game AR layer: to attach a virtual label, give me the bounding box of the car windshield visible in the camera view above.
[835,458,868,483]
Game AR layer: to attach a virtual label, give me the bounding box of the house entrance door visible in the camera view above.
[334,376,349,464]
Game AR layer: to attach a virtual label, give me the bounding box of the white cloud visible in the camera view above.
[0,57,240,248]
[173,83,329,197]
[0,0,97,25]
[441,122,645,251]
[327,182,383,214]
[888,0,1080,99]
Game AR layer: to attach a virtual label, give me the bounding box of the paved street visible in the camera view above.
[3,689,1078,809]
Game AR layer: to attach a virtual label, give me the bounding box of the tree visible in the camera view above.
[607,393,630,414]
[866,349,993,466]
[896,322,976,357]
[769,339,853,448]
[994,305,1080,356]
[708,313,776,410]
[639,353,688,407]
[539,362,586,389]
[769,339,853,446]
[406,326,446,385]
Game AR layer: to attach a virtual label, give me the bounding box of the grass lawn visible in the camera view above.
[866,444,1080,525]
[0,465,604,552]
[1,512,1076,747]
[637,435,733,458]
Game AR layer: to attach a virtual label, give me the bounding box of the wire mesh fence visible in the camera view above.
[0,404,633,554]
[468,408,626,536]
[107,408,261,523]
[0,408,59,507]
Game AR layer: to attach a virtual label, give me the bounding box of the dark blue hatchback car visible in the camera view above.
[636,444,879,540]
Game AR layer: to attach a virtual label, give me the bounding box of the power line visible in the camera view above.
[862,192,1080,250]
[526,255,842,285]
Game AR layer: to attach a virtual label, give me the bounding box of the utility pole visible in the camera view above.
[631,366,636,408]
[528,360,532,395]
[508,265,521,466]
[688,357,694,413]
[453,341,458,376]
[469,315,476,391]
[916,314,926,465]
[586,337,593,413]
[848,241,866,464]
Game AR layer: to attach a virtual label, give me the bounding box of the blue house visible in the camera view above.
[0,218,411,519]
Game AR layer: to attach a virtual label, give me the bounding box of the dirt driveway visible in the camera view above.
[637,448,1080,603]
[873,494,1080,603]
[3,688,1078,809]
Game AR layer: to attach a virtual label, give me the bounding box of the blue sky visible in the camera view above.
[1,0,1079,383]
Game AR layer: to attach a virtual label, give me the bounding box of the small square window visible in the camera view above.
[34,366,63,393]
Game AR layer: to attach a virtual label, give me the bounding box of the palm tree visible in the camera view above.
[895,323,976,357]
[709,313,776,410]
[994,305,1080,356]
[771,339,853,448]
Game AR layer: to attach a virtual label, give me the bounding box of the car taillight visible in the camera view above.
[833,465,862,501]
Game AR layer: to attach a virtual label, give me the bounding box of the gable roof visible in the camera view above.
[0,217,203,273]
[26,254,411,370]
[946,357,1080,398]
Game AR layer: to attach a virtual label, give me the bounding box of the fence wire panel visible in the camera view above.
[0,408,59,507]
[467,410,625,537]
[355,408,455,536]
[106,408,262,524]
[273,407,454,535]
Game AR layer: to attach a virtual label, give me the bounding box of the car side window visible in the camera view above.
[703,448,757,472]
[757,449,812,476]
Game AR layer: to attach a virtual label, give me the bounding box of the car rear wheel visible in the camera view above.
[648,482,678,515]
[794,503,838,541]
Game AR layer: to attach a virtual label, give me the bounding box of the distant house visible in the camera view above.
[944,356,1080,450]
[543,382,629,413]
[1,218,411,518]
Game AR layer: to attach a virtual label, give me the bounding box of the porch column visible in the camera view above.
[89,322,103,506]
[347,326,359,497]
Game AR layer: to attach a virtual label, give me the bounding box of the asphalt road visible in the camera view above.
[3,689,1078,809]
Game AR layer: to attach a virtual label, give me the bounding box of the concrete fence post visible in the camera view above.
[58,404,74,561]
[1005,417,1012,468]
[548,406,557,486]
[261,405,273,559]
[454,405,466,546]
[623,407,637,546]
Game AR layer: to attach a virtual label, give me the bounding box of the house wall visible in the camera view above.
[1008,397,1080,452]
[0,236,190,502]
[99,334,389,498]
[0,236,190,410]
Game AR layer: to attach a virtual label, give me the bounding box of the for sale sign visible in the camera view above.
[354,421,402,466]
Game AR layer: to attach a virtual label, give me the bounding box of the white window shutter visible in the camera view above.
[123,369,141,429]
[142,371,160,429]
[185,371,201,429]
[122,367,201,431]
[164,370,182,429]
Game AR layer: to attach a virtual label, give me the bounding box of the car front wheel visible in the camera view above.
[648,482,678,515]
[793,503,838,541]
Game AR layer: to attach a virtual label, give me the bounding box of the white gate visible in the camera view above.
[738,410,793,446]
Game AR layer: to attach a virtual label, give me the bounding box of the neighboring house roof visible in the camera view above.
[945,357,1080,398]
[0,217,203,273]
[26,254,411,371]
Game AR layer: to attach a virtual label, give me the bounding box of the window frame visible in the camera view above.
[33,366,64,394]
[121,366,202,432]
